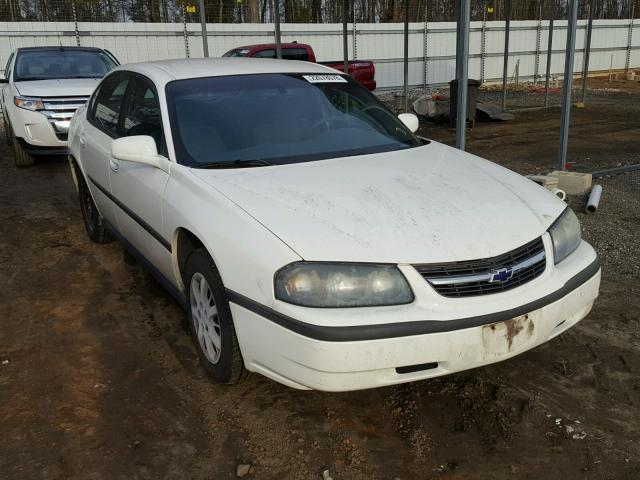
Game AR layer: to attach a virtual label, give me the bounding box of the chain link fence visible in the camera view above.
[1,0,638,108]
[0,0,636,23]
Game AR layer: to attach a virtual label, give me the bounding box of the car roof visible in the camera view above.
[16,46,106,52]
[230,43,308,51]
[114,58,337,84]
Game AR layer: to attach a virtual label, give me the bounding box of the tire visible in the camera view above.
[13,137,34,167]
[2,110,12,147]
[76,169,112,244]
[184,248,247,384]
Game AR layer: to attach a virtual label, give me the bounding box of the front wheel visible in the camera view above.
[2,110,13,146]
[184,249,247,384]
[13,138,34,167]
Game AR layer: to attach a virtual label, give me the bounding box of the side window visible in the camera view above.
[253,49,276,59]
[282,48,309,61]
[91,74,129,137]
[121,77,166,155]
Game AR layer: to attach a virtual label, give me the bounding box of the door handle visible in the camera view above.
[109,158,120,172]
[78,133,86,146]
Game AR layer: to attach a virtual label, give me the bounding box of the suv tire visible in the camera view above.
[13,138,34,167]
[2,111,12,146]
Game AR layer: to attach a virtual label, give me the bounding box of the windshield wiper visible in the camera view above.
[193,159,274,169]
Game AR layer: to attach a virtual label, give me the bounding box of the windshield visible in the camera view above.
[14,49,117,81]
[166,73,421,167]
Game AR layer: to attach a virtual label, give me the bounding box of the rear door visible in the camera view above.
[109,74,174,282]
[81,71,131,225]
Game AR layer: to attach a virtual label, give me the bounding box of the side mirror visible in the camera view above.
[111,135,169,172]
[398,113,419,133]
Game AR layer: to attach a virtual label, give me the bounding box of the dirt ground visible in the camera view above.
[1,79,639,480]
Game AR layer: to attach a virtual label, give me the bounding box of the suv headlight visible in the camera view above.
[14,96,44,111]
[275,262,414,307]
[548,208,581,264]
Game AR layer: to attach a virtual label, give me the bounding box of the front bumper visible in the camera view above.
[231,239,601,391]
[7,104,71,150]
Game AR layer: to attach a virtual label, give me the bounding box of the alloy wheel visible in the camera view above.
[190,272,222,364]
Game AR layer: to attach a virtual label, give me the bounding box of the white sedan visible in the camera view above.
[68,59,600,392]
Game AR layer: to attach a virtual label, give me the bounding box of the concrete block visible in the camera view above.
[526,174,559,189]
[548,171,592,195]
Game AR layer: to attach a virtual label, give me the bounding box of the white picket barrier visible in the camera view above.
[0,19,637,90]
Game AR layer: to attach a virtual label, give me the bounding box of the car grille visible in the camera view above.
[42,96,89,141]
[413,237,547,298]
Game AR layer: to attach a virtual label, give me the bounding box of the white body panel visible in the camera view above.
[67,58,601,391]
[233,266,600,391]
[2,78,72,148]
[191,143,565,264]
[13,78,100,98]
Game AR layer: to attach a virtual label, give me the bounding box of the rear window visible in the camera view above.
[14,49,117,81]
[222,47,309,61]
[222,49,250,57]
[282,48,309,61]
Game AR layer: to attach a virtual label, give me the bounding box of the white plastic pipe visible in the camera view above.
[551,187,566,201]
[586,184,602,214]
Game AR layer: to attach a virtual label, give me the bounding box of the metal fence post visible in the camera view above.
[544,2,555,108]
[455,0,470,151]
[198,0,208,57]
[626,0,636,73]
[72,0,80,46]
[353,0,357,60]
[501,0,512,111]
[183,3,190,58]
[480,6,487,84]
[275,0,282,59]
[534,2,543,84]
[558,0,579,171]
[423,2,429,89]
[581,0,594,104]
[343,0,348,73]
[403,0,409,111]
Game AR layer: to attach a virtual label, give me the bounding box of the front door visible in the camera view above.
[109,75,174,283]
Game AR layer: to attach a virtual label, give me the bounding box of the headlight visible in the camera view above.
[14,96,44,111]
[274,262,414,307]
[548,208,581,264]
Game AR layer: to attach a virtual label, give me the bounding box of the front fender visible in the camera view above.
[163,164,302,305]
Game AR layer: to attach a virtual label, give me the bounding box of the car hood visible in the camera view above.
[14,78,101,97]
[191,142,566,263]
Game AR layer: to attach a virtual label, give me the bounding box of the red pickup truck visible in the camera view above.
[222,42,376,91]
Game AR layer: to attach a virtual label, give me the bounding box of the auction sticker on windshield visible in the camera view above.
[302,74,347,83]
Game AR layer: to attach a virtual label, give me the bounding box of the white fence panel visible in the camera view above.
[0,20,638,90]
